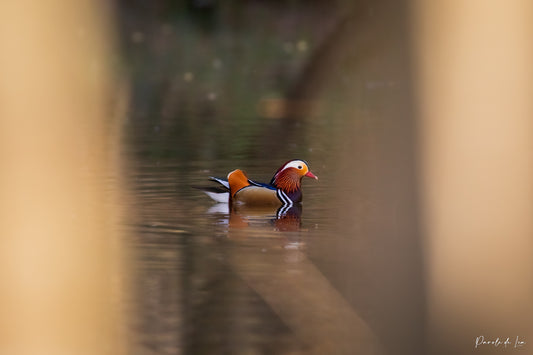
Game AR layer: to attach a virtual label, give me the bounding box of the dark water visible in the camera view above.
[121,1,424,354]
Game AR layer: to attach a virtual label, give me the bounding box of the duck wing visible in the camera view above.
[196,172,279,205]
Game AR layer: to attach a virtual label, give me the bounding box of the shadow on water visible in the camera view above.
[122,1,423,354]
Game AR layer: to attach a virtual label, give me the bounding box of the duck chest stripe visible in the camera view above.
[276,189,287,205]
[277,189,293,207]
[283,191,294,207]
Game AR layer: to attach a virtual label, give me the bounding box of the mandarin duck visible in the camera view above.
[199,159,318,208]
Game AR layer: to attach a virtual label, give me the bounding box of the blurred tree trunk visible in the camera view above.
[0,1,126,354]
[412,1,533,354]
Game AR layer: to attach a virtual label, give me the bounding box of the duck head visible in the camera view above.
[270,159,318,194]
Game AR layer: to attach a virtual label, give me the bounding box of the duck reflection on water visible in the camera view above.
[193,161,382,354]
[207,202,303,232]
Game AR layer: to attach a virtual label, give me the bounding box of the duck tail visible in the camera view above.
[208,176,230,189]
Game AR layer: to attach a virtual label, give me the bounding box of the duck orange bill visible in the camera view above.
[305,171,318,180]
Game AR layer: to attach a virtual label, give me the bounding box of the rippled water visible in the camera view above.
[121,2,424,354]
[128,157,343,354]
[126,144,423,355]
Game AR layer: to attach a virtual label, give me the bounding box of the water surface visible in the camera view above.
[121,2,424,354]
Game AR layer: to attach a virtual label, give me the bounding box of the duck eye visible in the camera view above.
[298,165,302,169]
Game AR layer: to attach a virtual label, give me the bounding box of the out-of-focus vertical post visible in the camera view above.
[0,1,125,355]
[412,1,533,353]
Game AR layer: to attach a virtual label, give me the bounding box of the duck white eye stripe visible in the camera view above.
[278,160,307,174]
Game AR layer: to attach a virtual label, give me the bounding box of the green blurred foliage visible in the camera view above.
[119,1,340,163]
